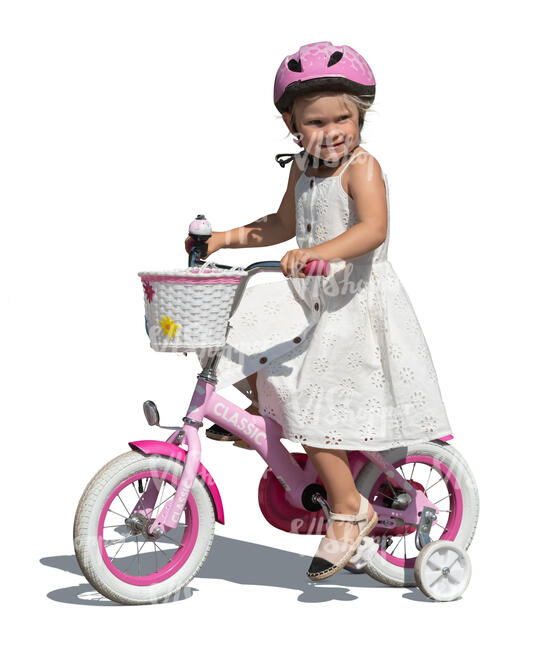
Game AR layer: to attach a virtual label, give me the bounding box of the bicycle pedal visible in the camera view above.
[233,439,254,450]
[205,425,240,442]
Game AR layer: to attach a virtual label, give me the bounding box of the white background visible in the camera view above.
[2,0,537,646]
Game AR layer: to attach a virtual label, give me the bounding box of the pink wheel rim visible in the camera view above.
[98,470,199,586]
[370,455,463,569]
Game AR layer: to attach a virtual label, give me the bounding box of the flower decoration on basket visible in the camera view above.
[160,316,179,339]
[142,279,155,303]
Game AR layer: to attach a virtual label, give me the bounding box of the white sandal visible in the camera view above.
[306,498,378,581]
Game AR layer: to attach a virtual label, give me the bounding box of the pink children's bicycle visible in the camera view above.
[73,215,479,604]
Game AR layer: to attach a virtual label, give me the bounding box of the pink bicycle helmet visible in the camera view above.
[274,41,376,114]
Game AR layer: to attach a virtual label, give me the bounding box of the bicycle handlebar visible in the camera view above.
[186,215,330,322]
[186,236,330,277]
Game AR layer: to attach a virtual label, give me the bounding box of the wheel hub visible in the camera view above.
[376,478,427,536]
[125,513,160,541]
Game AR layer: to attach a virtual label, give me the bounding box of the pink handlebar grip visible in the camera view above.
[303,260,330,276]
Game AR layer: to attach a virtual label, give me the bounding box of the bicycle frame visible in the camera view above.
[130,250,454,540]
[129,372,453,538]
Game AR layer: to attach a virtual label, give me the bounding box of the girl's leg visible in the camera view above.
[233,373,260,449]
[302,445,374,543]
[246,372,259,409]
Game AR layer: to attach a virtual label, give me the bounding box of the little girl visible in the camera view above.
[188,41,453,581]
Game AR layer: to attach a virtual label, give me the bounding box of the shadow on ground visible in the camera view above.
[42,533,423,605]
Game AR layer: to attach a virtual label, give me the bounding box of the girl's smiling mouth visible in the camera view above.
[321,141,345,148]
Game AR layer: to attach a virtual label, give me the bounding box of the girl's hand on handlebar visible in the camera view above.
[281,248,325,278]
[184,231,225,259]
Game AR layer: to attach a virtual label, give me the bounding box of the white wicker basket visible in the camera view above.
[138,262,248,352]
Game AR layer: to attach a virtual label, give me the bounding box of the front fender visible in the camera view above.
[128,440,225,525]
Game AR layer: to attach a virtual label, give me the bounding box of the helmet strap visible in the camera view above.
[275,139,361,169]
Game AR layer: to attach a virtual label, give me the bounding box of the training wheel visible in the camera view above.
[414,540,471,601]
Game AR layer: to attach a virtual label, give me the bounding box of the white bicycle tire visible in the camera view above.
[355,441,479,588]
[73,451,215,605]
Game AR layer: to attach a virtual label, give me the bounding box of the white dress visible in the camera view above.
[196,151,453,450]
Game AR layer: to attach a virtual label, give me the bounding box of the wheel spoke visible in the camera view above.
[150,479,168,515]
[154,542,174,563]
[156,479,166,506]
[434,521,447,534]
[375,489,394,501]
[152,492,175,515]
[104,536,136,547]
[424,466,434,491]
[134,539,148,576]
[132,482,141,500]
[389,535,403,556]
[425,477,444,492]
[160,532,184,548]
[122,548,140,575]
[410,462,416,481]
[433,495,450,505]
[107,508,129,520]
[135,538,149,577]
[117,493,131,516]
[103,524,124,528]
[111,539,126,560]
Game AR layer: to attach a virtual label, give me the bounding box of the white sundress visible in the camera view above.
[196,151,454,451]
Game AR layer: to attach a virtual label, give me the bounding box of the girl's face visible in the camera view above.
[283,93,360,162]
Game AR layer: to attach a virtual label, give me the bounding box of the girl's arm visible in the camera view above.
[217,161,301,249]
[310,155,388,262]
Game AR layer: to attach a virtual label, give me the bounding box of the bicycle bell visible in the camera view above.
[188,214,212,262]
[188,214,212,242]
